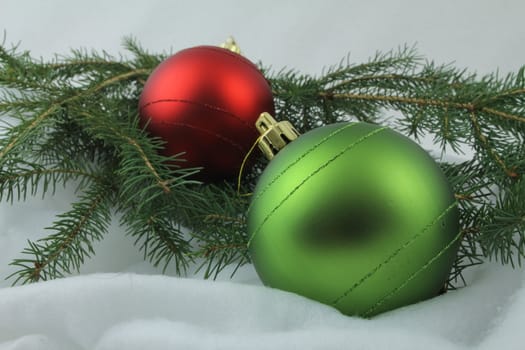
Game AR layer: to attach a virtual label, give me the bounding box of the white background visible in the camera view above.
[1,1,524,349]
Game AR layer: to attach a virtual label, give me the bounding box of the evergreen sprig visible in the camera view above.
[7,180,113,284]
[0,37,523,286]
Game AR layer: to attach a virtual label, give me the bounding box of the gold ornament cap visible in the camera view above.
[256,112,300,159]
[220,36,241,54]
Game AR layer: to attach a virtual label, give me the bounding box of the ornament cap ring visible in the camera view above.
[256,112,300,159]
[220,36,242,54]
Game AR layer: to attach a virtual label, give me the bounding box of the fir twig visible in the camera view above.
[0,38,524,287]
[7,181,113,284]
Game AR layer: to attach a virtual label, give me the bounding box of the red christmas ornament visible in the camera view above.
[138,46,275,181]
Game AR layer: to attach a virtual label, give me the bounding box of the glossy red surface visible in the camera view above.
[138,46,275,181]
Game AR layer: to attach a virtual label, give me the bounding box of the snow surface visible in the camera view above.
[1,1,525,349]
[0,263,524,350]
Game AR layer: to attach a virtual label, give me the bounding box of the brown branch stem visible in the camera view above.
[78,112,170,194]
[321,92,525,124]
[324,74,439,92]
[203,243,247,257]
[320,91,473,110]
[468,111,518,178]
[204,214,245,224]
[124,137,171,193]
[31,187,106,281]
[1,168,102,183]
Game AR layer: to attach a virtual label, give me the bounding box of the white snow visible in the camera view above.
[0,263,523,350]
[1,1,525,349]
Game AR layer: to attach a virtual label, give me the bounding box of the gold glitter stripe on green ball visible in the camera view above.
[246,122,360,216]
[362,225,464,318]
[332,201,459,307]
[247,126,388,248]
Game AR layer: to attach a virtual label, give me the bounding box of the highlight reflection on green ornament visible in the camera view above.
[247,121,460,317]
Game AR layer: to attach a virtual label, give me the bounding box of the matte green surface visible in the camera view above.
[247,122,460,317]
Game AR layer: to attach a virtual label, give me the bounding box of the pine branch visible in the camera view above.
[119,202,193,274]
[441,160,491,286]
[187,184,251,279]
[0,67,150,166]
[7,181,113,284]
[1,38,524,287]
[0,162,102,202]
[478,179,525,267]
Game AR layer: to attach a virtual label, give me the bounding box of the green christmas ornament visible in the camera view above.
[247,114,461,317]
